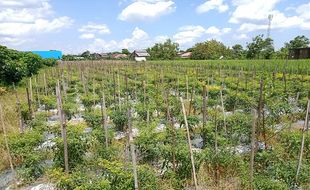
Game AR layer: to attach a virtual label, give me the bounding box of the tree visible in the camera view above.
[232,44,244,59]
[246,35,274,59]
[121,49,130,55]
[284,35,310,49]
[81,51,91,59]
[191,39,231,60]
[260,37,274,59]
[147,39,179,60]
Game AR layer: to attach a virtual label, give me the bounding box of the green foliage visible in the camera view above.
[8,130,45,182]
[254,175,290,190]
[40,95,57,109]
[53,125,89,170]
[232,44,245,59]
[246,35,274,59]
[81,94,100,110]
[284,35,310,49]
[83,111,102,128]
[191,39,232,60]
[49,168,111,190]
[148,39,179,60]
[0,45,54,85]
[111,108,128,131]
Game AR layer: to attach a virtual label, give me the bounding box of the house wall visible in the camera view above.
[135,57,146,62]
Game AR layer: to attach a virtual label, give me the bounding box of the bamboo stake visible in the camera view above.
[296,92,310,181]
[56,81,69,173]
[0,104,17,187]
[128,107,139,190]
[43,73,47,96]
[180,97,198,189]
[165,90,176,172]
[220,87,227,134]
[117,73,121,110]
[26,86,32,119]
[186,75,189,100]
[202,85,208,148]
[250,109,257,190]
[29,77,33,104]
[100,91,108,149]
[13,84,24,133]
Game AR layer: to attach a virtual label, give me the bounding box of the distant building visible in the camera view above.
[31,50,62,59]
[289,47,310,59]
[112,53,128,59]
[180,52,192,59]
[130,50,150,62]
[101,53,110,59]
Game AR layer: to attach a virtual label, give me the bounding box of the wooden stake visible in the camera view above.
[0,103,17,187]
[13,84,24,133]
[128,108,139,190]
[220,87,227,134]
[180,97,198,189]
[26,86,33,119]
[43,73,47,96]
[56,81,69,173]
[250,109,257,190]
[296,93,310,180]
[101,91,108,149]
[186,75,189,100]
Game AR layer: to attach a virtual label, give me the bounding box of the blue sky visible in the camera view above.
[0,0,309,54]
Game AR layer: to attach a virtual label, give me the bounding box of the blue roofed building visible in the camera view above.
[31,50,62,59]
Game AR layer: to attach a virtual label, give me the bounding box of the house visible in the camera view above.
[130,50,150,62]
[180,52,192,59]
[31,50,62,59]
[289,47,310,59]
[101,53,110,59]
[112,53,128,59]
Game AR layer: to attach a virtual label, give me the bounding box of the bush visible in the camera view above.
[111,109,128,131]
[53,125,89,170]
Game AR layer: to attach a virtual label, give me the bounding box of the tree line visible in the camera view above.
[0,45,56,85]
[147,35,310,60]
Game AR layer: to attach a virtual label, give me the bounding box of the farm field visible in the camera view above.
[1,59,310,190]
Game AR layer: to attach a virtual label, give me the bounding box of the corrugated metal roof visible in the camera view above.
[134,50,150,57]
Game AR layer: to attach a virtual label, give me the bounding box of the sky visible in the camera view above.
[0,0,309,54]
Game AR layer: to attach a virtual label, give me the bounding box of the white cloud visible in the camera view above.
[118,0,175,22]
[173,25,231,46]
[237,11,305,32]
[296,3,310,21]
[119,27,150,49]
[196,0,229,14]
[233,33,249,40]
[229,0,280,23]
[154,35,169,43]
[173,25,206,45]
[0,17,73,36]
[230,0,310,33]
[79,33,95,39]
[79,23,111,34]
[88,27,151,52]
[0,0,73,47]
